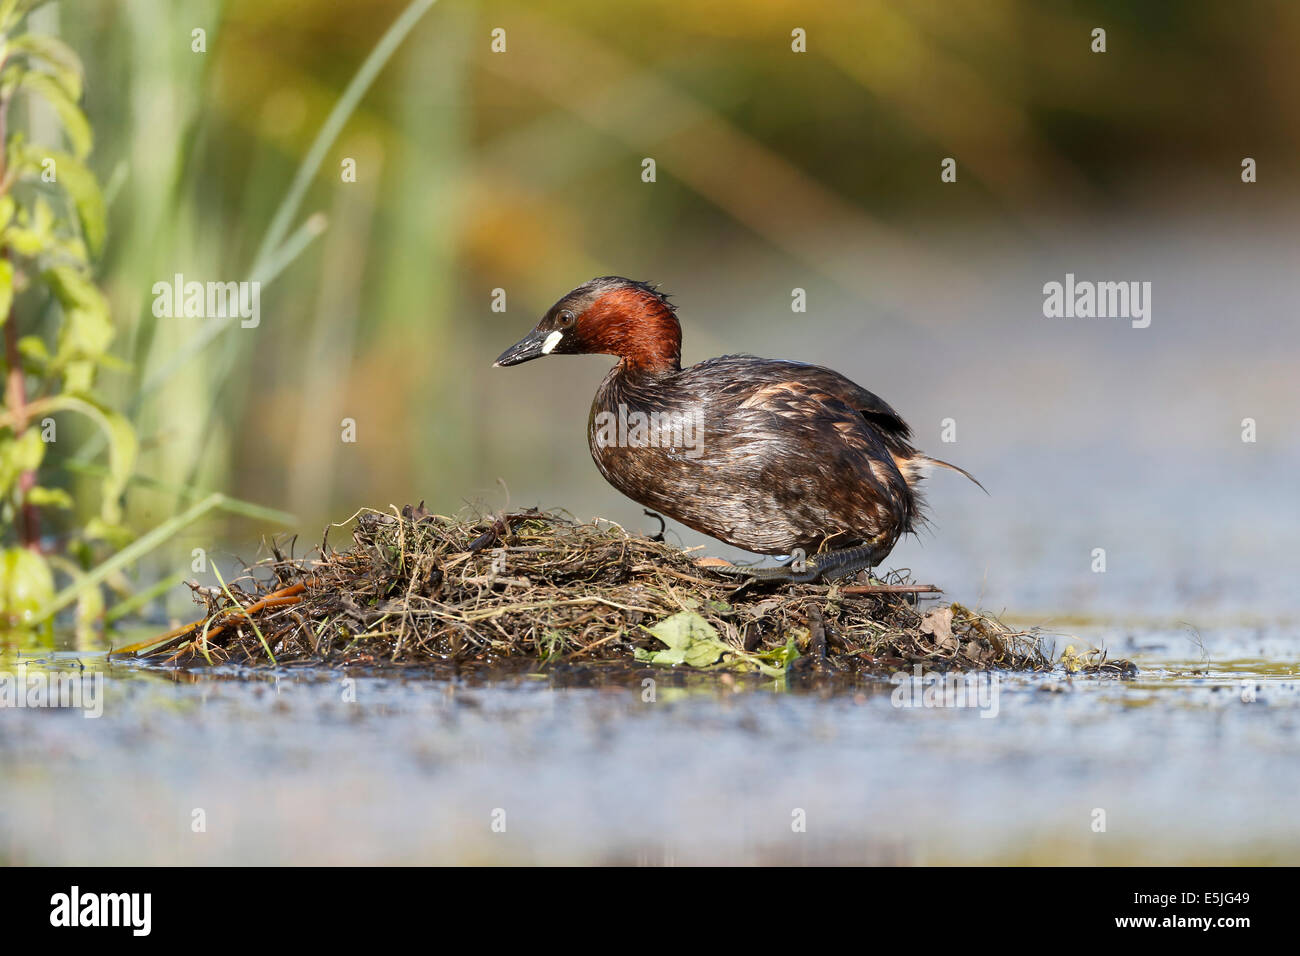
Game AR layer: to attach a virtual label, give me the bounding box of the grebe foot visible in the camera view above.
[713,560,821,584]
[710,545,881,585]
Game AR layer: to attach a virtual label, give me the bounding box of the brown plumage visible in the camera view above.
[494,277,981,581]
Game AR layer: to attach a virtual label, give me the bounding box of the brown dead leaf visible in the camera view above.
[921,607,956,650]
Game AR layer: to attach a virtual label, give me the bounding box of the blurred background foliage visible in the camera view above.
[5,0,1299,627]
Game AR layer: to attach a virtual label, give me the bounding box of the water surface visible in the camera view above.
[2,624,1295,865]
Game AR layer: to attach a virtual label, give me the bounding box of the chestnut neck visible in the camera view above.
[586,288,682,374]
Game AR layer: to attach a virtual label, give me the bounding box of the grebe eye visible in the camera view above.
[558,310,576,327]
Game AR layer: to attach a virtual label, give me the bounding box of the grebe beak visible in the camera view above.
[493,328,564,367]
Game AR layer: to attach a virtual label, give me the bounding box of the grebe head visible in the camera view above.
[493,276,682,373]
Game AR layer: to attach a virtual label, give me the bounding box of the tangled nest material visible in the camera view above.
[122,505,1135,678]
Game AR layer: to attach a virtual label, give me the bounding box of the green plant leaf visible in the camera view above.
[0,429,45,496]
[31,149,104,254]
[1,193,59,257]
[0,0,56,33]
[46,265,112,391]
[18,334,54,376]
[8,32,83,101]
[19,70,92,159]
[757,637,802,670]
[17,334,49,363]
[2,220,44,255]
[0,546,55,627]
[0,258,11,325]
[24,392,136,527]
[45,262,103,311]
[636,611,724,667]
[26,485,72,508]
[47,233,89,267]
[636,610,797,676]
[83,516,132,547]
[31,194,54,236]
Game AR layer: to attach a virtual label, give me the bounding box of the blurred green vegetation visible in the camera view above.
[3,0,1298,628]
[0,0,133,631]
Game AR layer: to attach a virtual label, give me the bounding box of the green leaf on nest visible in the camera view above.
[636,611,798,676]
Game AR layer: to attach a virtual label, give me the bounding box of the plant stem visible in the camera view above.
[0,83,39,550]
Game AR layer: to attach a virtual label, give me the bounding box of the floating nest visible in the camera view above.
[119,505,1135,678]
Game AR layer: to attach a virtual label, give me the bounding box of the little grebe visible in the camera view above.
[495,277,981,582]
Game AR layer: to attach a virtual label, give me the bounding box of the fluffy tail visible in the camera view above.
[894,453,988,495]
